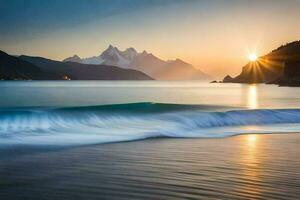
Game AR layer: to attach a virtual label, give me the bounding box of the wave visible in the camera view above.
[0,103,300,146]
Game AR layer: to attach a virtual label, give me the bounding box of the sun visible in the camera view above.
[248,53,258,62]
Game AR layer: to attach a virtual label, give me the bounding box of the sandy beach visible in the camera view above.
[1,133,299,200]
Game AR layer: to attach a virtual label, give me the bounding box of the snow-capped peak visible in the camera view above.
[62,45,211,80]
[96,45,130,68]
[122,47,138,60]
[124,47,137,54]
[101,45,120,57]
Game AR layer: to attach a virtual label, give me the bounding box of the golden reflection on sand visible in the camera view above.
[247,134,257,144]
[244,134,259,167]
[238,134,263,196]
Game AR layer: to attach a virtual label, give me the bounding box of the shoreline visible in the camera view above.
[0,132,299,156]
[1,133,299,200]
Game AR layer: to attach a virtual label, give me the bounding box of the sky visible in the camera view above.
[1,0,300,77]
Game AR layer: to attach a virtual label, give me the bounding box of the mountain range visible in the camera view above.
[222,41,300,86]
[0,50,152,80]
[64,45,211,80]
[0,45,211,81]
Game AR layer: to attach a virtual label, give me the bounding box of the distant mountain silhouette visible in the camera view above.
[0,50,61,80]
[152,59,209,80]
[19,55,153,80]
[63,45,211,80]
[223,41,300,86]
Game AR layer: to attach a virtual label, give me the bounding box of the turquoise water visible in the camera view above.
[0,81,300,146]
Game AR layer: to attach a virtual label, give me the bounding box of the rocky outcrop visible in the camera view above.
[222,75,234,83]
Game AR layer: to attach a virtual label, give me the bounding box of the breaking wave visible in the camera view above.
[0,103,300,146]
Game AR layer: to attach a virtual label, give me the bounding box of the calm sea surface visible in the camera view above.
[0,81,300,109]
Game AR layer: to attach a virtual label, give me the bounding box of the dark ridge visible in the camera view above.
[18,55,153,80]
[222,40,300,86]
[0,50,62,80]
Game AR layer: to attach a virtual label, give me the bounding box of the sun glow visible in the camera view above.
[247,135,257,143]
[248,54,258,62]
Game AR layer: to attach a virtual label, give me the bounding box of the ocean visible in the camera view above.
[0,81,300,199]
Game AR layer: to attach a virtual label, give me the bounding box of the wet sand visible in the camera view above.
[0,133,299,200]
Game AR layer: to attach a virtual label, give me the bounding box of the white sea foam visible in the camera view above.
[0,104,300,146]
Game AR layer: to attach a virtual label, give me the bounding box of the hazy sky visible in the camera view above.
[1,0,300,77]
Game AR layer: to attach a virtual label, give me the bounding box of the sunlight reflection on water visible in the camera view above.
[247,85,258,109]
